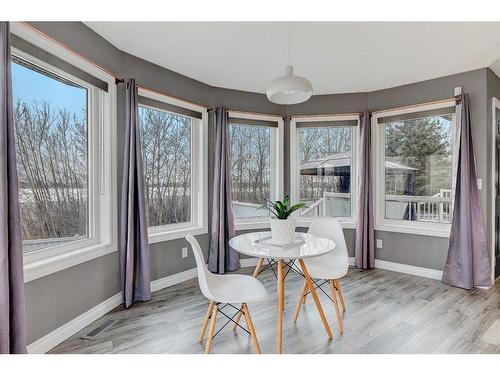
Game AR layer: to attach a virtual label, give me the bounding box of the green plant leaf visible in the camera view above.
[283,195,290,209]
[274,201,287,219]
[286,203,307,217]
[254,196,307,220]
[256,202,278,218]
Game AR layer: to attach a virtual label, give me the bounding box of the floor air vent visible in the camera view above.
[81,319,116,340]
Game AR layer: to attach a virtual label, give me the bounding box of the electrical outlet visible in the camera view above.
[376,239,383,249]
[477,179,482,190]
[181,247,188,258]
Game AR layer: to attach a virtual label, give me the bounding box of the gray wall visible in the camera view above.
[25,253,120,343]
[370,68,490,272]
[24,22,495,345]
[375,232,448,269]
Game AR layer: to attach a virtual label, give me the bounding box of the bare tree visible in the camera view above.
[139,107,191,227]
[229,124,270,205]
[15,100,88,247]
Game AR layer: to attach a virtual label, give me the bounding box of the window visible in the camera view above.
[230,124,270,219]
[137,88,207,242]
[229,113,283,228]
[11,21,117,283]
[13,60,89,253]
[290,116,358,224]
[373,101,456,236]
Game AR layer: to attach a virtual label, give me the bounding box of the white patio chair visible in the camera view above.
[186,234,268,353]
[293,218,349,334]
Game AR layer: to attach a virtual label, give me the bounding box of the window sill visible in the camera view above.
[235,219,271,231]
[235,218,357,231]
[375,222,451,238]
[23,225,209,282]
[148,225,208,244]
[24,242,117,283]
[295,218,356,229]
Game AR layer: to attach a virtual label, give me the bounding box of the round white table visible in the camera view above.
[229,231,336,354]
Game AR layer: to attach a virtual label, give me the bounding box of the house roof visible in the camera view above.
[300,153,417,176]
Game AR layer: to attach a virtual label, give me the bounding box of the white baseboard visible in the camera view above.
[27,257,260,354]
[374,259,443,280]
[27,292,122,354]
[349,256,443,280]
[150,268,198,293]
[150,257,258,293]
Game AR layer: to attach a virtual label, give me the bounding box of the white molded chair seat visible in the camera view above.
[303,253,348,280]
[205,272,268,304]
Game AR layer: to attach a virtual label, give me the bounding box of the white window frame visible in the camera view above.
[372,100,457,238]
[11,22,117,282]
[491,97,500,283]
[228,111,284,230]
[137,87,208,243]
[289,115,359,229]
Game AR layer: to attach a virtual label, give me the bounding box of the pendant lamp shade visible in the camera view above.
[266,65,313,105]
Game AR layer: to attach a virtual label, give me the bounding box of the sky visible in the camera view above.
[12,61,87,120]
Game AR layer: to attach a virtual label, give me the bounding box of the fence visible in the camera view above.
[299,189,452,223]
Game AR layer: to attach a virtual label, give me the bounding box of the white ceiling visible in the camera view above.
[85,22,500,95]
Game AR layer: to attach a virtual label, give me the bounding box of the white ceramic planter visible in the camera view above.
[269,217,296,245]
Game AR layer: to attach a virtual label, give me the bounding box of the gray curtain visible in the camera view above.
[119,78,151,307]
[355,110,375,270]
[208,107,240,273]
[0,21,27,354]
[442,94,491,289]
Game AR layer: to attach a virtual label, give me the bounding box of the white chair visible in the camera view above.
[186,234,268,354]
[293,218,349,334]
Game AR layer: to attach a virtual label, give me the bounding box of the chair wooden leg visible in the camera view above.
[242,303,261,354]
[299,259,333,340]
[233,258,265,331]
[199,301,215,342]
[293,280,309,322]
[334,279,346,312]
[253,257,265,277]
[329,280,344,334]
[204,304,218,354]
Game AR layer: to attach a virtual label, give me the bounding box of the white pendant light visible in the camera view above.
[266,24,313,105]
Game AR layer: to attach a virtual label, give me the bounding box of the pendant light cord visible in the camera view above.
[288,22,291,66]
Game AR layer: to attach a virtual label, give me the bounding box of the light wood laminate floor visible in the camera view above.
[49,267,500,354]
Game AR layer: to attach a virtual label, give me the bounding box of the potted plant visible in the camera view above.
[259,195,306,245]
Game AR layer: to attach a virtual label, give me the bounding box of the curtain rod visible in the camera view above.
[22,22,211,110]
[370,96,462,116]
[208,107,284,118]
[290,112,364,118]
[22,22,120,81]
[21,23,359,119]
[22,23,463,120]
[137,84,209,110]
